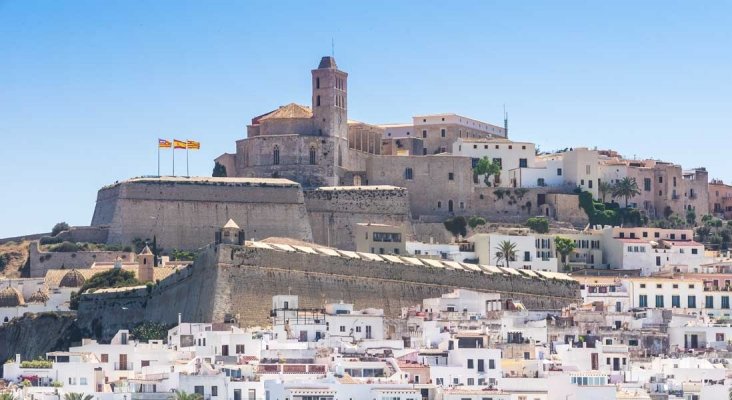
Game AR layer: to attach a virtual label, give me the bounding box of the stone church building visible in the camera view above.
[216,56,361,187]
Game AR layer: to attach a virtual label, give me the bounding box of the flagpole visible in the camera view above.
[186,142,190,177]
[157,144,160,177]
[172,145,175,176]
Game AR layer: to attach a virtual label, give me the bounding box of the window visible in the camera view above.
[467,359,474,369]
[723,296,730,309]
[422,130,427,138]
[488,359,496,369]
[477,359,485,372]
[537,178,545,186]
[672,295,680,308]
[79,377,87,385]
[236,344,245,354]
[655,295,664,308]
[467,378,474,386]
[273,145,280,165]
[656,284,662,289]
[688,295,697,309]
[101,354,108,363]
[339,326,346,332]
[519,158,528,168]
[673,284,679,289]
[659,176,663,183]
[441,128,446,137]
[706,296,714,308]
[309,146,316,165]
[588,180,593,189]
[212,386,218,397]
[692,248,698,255]
[448,172,454,180]
[404,167,413,180]
[194,386,204,395]
[557,168,562,176]
[639,295,648,308]
[437,201,442,209]
[316,95,321,107]
[316,77,320,88]
[586,165,591,174]
[644,178,651,191]
[639,283,645,288]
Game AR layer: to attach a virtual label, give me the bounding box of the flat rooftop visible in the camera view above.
[103,176,300,189]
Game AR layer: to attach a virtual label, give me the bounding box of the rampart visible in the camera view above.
[77,242,580,340]
[304,186,410,250]
[90,177,313,250]
[28,241,136,278]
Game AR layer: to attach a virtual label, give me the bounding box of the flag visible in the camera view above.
[174,139,187,149]
[158,139,172,149]
[187,140,200,150]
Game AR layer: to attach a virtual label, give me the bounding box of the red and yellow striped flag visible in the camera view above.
[173,139,187,149]
[187,140,200,150]
[158,139,172,149]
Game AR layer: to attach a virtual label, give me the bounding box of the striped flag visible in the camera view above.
[187,140,201,150]
[174,139,187,149]
[158,139,172,149]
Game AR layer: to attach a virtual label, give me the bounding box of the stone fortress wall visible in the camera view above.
[28,241,136,278]
[76,242,580,340]
[90,177,314,250]
[303,186,410,250]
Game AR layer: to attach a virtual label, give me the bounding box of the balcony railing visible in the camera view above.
[114,362,133,371]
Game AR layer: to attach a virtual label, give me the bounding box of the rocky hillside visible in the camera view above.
[0,241,29,278]
[0,313,79,374]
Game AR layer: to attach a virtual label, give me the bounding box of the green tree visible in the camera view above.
[686,208,697,226]
[63,393,94,400]
[554,236,577,268]
[212,162,227,177]
[468,216,486,229]
[443,217,467,238]
[51,222,70,237]
[132,321,169,342]
[473,157,501,186]
[69,269,141,310]
[598,181,613,203]
[525,217,549,234]
[169,391,203,400]
[494,240,517,269]
[611,177,641,208]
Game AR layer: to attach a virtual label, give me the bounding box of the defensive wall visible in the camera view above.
[28,241,136,278]
[77,241,580,340]
[303,186,410,250]
[90,177,313,250]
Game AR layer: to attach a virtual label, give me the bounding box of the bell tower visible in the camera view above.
[312,56,348,139]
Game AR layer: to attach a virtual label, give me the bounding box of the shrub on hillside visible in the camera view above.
[468,216,487,229]
[526,217,549,233]
[51,222,70,237]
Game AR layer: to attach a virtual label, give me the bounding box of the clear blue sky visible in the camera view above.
[1,1,730,238]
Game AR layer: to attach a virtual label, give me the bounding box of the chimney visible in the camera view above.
[178,312,182,326]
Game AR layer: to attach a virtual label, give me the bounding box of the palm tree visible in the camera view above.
[63,394,94,400]
[169,390,203,400]
[494,240,518,269]
[598,180,612,203]
[611,177,641,208]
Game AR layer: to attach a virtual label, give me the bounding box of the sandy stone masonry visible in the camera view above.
[76,240,579,339]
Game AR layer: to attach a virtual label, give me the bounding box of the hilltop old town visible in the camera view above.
[3,55,732,400]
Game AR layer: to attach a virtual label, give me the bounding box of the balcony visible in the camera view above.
[114,362,133,371]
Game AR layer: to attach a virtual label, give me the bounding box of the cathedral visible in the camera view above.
[215,56,362,187]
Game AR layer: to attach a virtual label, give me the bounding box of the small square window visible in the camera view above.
[448,172,454,180]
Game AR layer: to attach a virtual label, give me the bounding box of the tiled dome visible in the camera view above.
[59,269,86,288]
[27,288,50,304]
[0,287,25,307]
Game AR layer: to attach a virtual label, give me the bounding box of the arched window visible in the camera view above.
[273,145,280,165]
[316,95,321,107]
[309,146,316,165]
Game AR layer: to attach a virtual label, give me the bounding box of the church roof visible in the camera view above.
[318,56,338,69]
[223,219,240,229]
[258,103,313,121]
[59,269,86,288]
[139,245,153,256]
[0,286,24,307]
